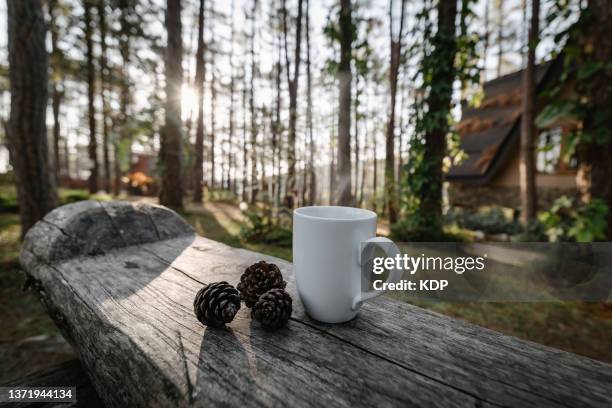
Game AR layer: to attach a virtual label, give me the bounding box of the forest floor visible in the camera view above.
[1,191,611,382]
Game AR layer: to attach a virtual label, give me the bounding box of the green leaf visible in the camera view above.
[577,62,604,81]
[535,101,576,129]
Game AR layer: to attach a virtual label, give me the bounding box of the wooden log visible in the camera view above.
[20,201,612,407]
[1,359,104,408]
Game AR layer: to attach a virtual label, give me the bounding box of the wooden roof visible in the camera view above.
[447,60,558,184]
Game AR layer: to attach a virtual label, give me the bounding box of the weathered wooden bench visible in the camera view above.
[20,201,612,407]
[1,359,103,408]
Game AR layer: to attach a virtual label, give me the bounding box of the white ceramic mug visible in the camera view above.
[293,206,401,323]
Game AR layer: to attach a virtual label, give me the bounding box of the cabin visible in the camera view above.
[447,57,579,213]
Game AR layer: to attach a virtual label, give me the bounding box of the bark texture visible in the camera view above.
[385,0,407,223]
[282,0,304,209]
[336,0,353,206]
[575,0,612,238]
[192,0,206,204]
[84,0,98,194]
[98,0,112,193]
[48,0,62,183]
[421,0,458,229]
[519,0,539,225]
[306,0,316,206]
[160,0,184,209]
[7,0,57,238]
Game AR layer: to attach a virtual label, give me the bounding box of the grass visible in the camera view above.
[1,190,611,371]
[181,203,292,261]
[0,213,59,343]
[396,297,612,363]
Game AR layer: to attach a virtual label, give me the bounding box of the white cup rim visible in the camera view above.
[294,205,377,222]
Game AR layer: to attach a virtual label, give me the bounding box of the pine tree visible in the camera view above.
[7,0,58,237]
[48,0,63,183]
[420,0,459,229]
[385,0,407,223]
[97,0,112,193]
[306,0,316,206]
[282,0,304,209]
[519,0,539,225]
[84,0,98,194]
[193,0,206,204]
[159,0,184,209]
[336,0,353,206]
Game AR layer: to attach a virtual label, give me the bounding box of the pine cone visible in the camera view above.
[237,261,287,307]
[252,288,292,330]
[193,282,241,328]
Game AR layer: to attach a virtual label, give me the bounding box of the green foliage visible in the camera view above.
[0,191,18,213]
[511,221,548,242]
[0,187,107,214]
[207,188,237,203]
[399,0,480,232]
[535,101,576,129]
[445,207,521,235]
[239,210,292,248]
[538,196,608,242]
[60,190,90,204]
[538,2,612,163]
[322,0,369,77]
[391,219,464,242]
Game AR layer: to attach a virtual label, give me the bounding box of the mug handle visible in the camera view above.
[352,236,402,310]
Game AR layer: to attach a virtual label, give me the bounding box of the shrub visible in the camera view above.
[391,215,464,242]
[446,207,521,235]
[60,190,90,204]
[240,209,292,247]
[0,190,18,213]
[207,188,237,203]
[538,196,608,242]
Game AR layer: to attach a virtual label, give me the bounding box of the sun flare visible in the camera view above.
[180,85,197,116]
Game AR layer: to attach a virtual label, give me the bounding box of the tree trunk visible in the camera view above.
[159,0,184,209]
[249,0,259,204]
[575,0,612,238]
[48,0,62,184]
[306,0,316,206]
[209,9,217,191]
[97,0,112,193]
[226,0,236,193]
[193,0,206,204]
[282,0,304,209]
[64,131,71,177]
[329,104,336,205]
[242,73,248,203]
[7,0,57,237]
[385,0,406,223]
[271,41,281,213]
[273,13,284,213]
[84,0,98,194]
[496,0,504,77]
[115,4,132,196]
[336,0,352,206]
[353,76,359,200]
[520,0,527,68]
[482,0,490,82]
[519,0,539,226]
[421,0,458,229]
[372,118,378,212]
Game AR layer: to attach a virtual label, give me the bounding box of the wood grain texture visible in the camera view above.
[20,201,612,408]
[1,359,104,408]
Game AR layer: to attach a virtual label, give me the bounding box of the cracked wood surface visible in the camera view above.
[19,201,612,407]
